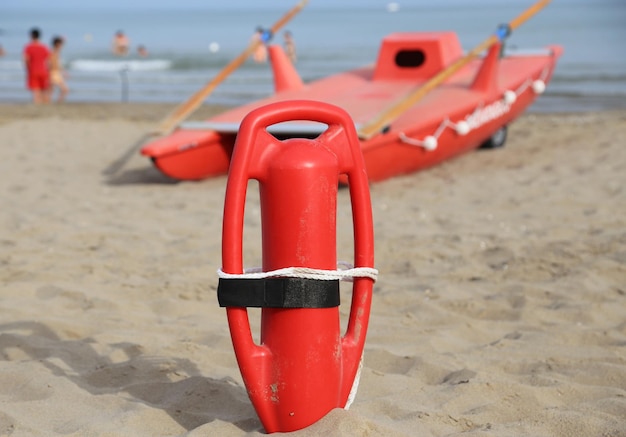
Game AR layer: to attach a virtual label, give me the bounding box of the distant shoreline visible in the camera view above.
[0,102,233,124]
[1,96,625,125]
[530,93,626,113]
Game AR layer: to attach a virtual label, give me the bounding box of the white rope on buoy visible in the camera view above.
[344,353,363,410]
[217,264,379,282]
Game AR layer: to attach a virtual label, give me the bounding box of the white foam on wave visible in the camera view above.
[69,59,172,72]
[0,60,24,71]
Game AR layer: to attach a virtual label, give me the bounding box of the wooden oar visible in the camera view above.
[103,0,308,176]
[357,0,551,140]
[156,0,309,137]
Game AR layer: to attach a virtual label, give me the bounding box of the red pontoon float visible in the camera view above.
[140,4,562,183]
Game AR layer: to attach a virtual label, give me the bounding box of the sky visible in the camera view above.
[2,0,605,10]
[5,0,384,9]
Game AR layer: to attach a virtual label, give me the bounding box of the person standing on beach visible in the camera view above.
[23,27,50,104]
[49,36,68,103]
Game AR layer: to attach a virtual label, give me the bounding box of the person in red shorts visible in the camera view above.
[23,28,50,104]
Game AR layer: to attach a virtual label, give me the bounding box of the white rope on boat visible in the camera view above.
[217,263,379,282]
[515,78,533,95]
[432,117,450,138]
[398,66,551,151]
[398,132,438,150]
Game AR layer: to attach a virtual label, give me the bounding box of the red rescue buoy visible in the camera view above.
[218,100,376,433]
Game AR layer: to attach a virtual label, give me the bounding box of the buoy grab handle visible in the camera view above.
[236,101,361,178]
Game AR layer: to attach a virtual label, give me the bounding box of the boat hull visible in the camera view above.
[359,75,545,181]
[141,130,235,180]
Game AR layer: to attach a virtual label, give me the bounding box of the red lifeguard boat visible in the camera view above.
[140,23,562,182]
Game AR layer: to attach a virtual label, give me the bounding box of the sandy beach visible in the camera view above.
[0,103,624,436]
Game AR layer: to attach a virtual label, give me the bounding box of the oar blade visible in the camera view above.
[102,132,154,176]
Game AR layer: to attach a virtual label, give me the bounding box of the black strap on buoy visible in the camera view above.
[218,277,340,308]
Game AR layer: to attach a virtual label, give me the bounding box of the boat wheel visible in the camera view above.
[480,125,508,149]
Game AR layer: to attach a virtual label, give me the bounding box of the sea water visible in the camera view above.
[1,0,624,112]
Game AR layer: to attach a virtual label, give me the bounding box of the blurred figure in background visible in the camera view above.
[252,27,268,63]
[112,30,129,56]
[23,27,50,104]
[283,30,297,63]
[137,45,148,57]
[49,36,68,103]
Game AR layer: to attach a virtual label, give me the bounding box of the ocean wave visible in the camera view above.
[168,55,235,71]
[69,59,172,72]
[546,90,626,98]
[552,73,626,83]
[0,60,23,71]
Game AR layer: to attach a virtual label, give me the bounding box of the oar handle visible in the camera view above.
[357,0,551,140]
[510,0,551,30]
[269,0,309,35]
[155,0,309,136]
